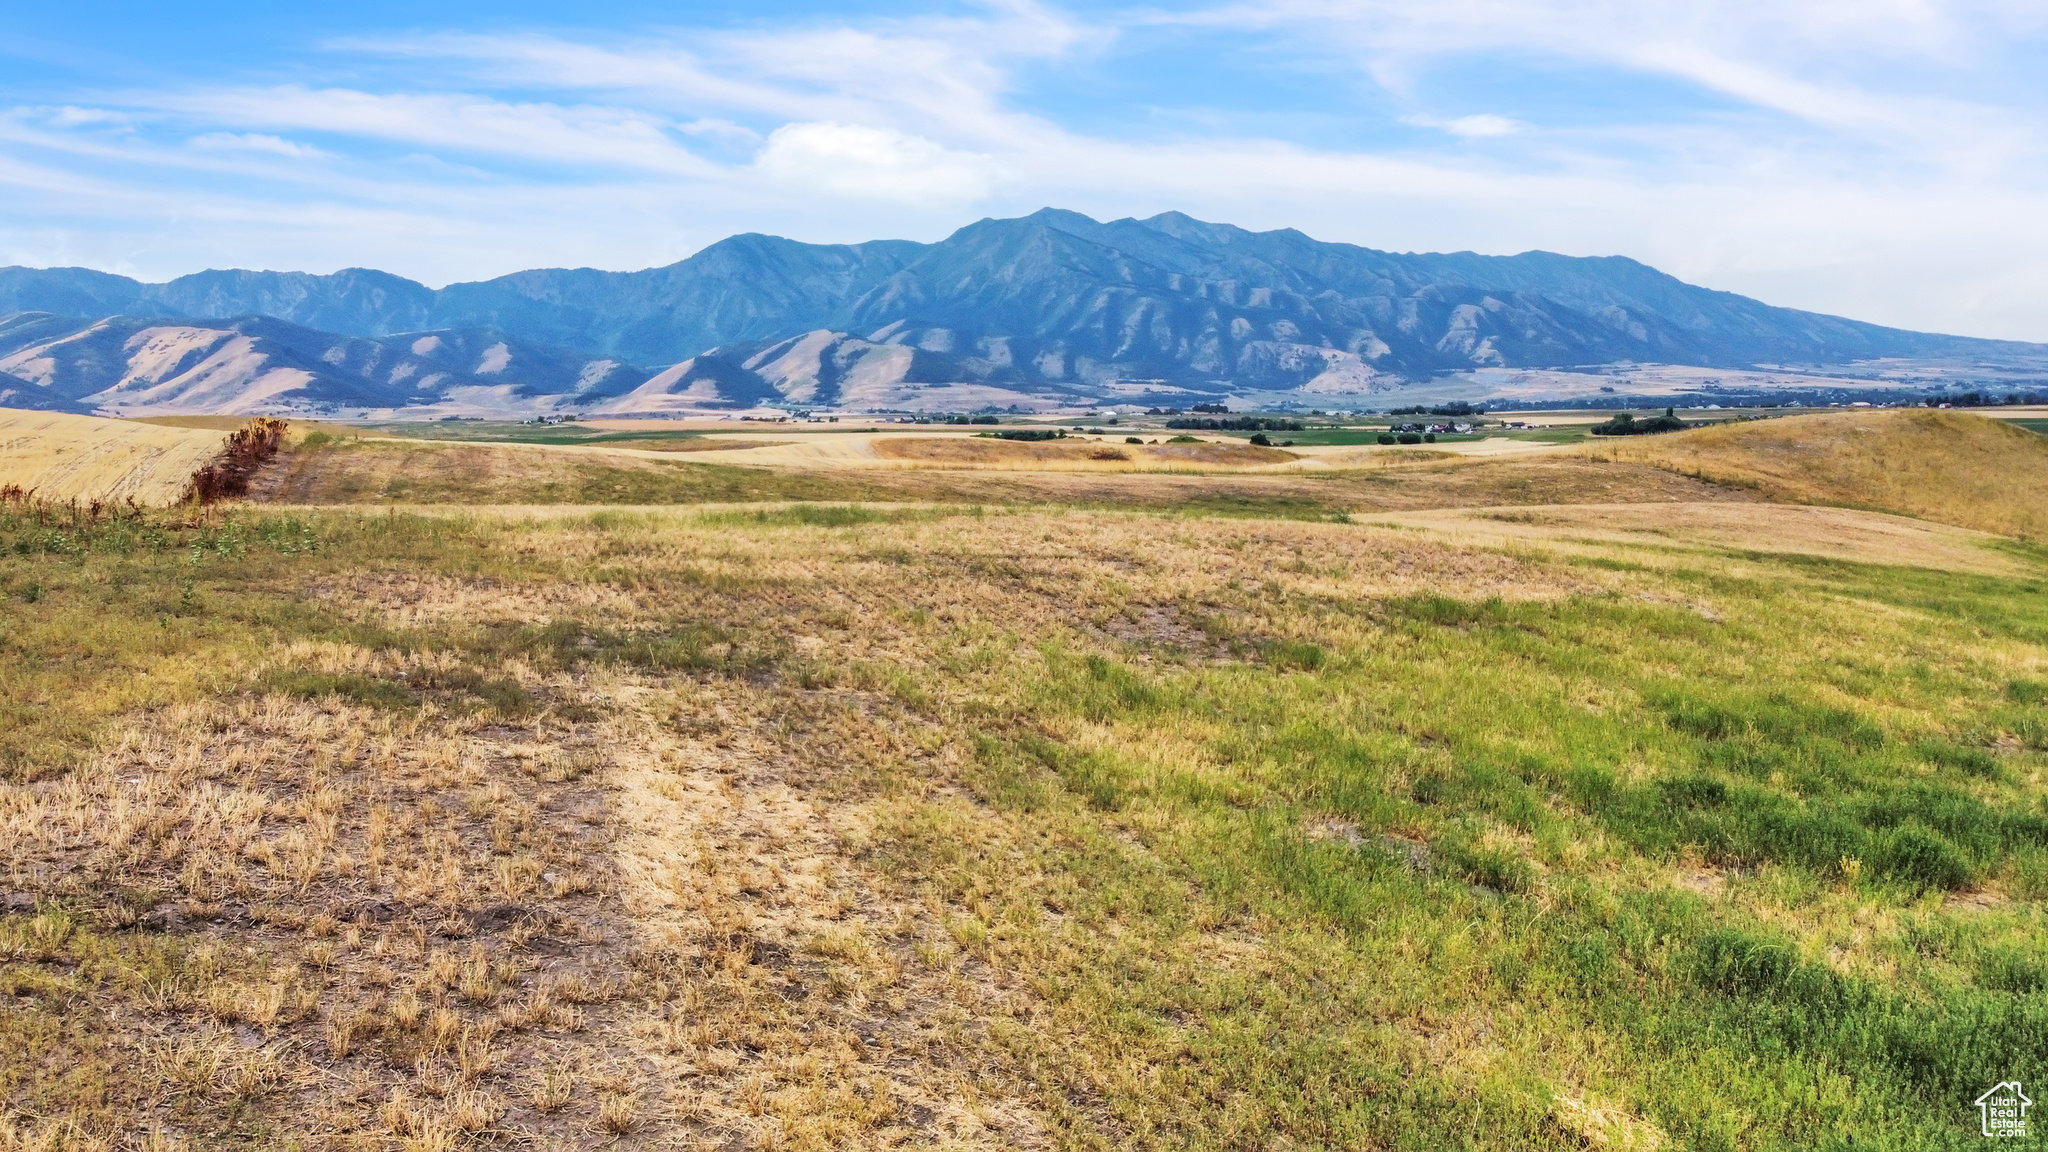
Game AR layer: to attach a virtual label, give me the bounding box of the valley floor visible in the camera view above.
[1,410,2045,1150]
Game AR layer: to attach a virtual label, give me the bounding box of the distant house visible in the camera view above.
[1977,1082,2031,1138]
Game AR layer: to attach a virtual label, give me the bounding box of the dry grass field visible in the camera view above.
[867,436,1300,470]
[1,408,2044,1149]
[1585,408,2048,540]
[0,410,231,506]
[255,434,1748,518]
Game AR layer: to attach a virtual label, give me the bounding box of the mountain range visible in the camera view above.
[3,208,2044,417]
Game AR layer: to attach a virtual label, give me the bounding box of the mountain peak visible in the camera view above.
[4,208,2040,419]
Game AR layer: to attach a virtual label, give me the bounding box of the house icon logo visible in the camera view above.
[1977,1082,2031,1138]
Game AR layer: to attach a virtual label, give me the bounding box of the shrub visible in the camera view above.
[1659,774,1729,809]
[1978,946,2048,993]
[1589,408,1688,437]
[1868,825,1975,891]
[1397,432,1423,445]
[1376,432,1397,445]
[1423,432,1436,443]
[184,418,290,503]
[1166,416,1304,431]
[1125,436,1143,444]
[1249,433,1273,446]
[1693,927,1799,995]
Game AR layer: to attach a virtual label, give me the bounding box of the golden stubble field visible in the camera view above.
[0,411,228,506]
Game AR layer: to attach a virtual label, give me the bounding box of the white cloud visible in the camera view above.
[150,87,721,176]
[1404,113,1523,137]
[5,2,2048,340]
[46,106,130,128]
[754,122,997,202]
[188,132,326,158]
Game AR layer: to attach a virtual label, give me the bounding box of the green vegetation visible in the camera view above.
[2,480,2044,1147]
[1591,408,1692,436]
[1491,425,1598,444]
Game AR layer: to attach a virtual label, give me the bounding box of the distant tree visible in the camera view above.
[1589,408,1687,436]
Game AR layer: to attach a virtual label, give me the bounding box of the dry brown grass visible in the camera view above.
[260,433,1759,515]
[1584,408,2048,539]
[870,436,1296,470]
[0,508,1609,1148]
[594,438,792,453]
[0,690,646,1145]
[1364,501,2031,576]
[127,415,380,440]
[0,409,227,505]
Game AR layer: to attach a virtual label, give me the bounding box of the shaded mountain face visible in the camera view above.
[3,209,2044,415]
[429,234,926,364]
[153,269,436,337]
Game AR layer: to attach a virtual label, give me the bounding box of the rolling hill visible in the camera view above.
[1586,407,2048,540]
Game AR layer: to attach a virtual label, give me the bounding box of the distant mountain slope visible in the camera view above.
[429,234,925,363]
[0,312,647,417]
[3,209,2044,415]
[154,268,435,336]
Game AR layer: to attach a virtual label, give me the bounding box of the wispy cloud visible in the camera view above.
[2,1,2047,339]
[1403,113,1523,137]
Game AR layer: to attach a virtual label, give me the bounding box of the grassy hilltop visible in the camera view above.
[0,409,2044,1150]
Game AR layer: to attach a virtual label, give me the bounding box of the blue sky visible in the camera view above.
[5,1,2048,340]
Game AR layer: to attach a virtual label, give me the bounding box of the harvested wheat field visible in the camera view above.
[0,409,228,505]
[256,432,1750,515]
[2,409,2046,1150]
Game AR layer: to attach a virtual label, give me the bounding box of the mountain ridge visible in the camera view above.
[3,209,2045,417]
